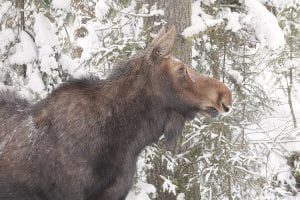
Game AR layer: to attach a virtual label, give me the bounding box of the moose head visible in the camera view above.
[144,26,231,120]
[139,26,232,148]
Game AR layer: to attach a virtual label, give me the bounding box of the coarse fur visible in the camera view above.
[0,26,232,200]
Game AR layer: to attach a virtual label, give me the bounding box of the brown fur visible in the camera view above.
[0,26,231,200]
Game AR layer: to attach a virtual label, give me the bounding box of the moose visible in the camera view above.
[0,26,231,200]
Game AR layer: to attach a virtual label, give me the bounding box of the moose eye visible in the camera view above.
[177,66,185,74]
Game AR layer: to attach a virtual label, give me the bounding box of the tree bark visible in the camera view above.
[142,0,192,199]
[16,0,25,31]
[15,0,27,79]
[142,0,192,65]
[164,0,192,66]
[287,8,297,128]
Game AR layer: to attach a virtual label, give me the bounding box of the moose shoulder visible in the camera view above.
[0,26,231,200]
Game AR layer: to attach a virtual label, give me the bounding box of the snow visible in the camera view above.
[27,70,45,93]
[59,54,86,78]
[34,13,58,48]
[149,3,164,17]
[0,28,14,53]
[33,12,59,79]
[201,0,217,6]
[224,11,241,32]
[246,86,300,192]
[9,31,37,65]
[259,0,300,8]
[52,0,71,9]
[177,193,185,200]
[160,175,177,195]
[183,0,285,48]
[286,59,300,70]
[227,68,243,84]
[95,0,110,21]
[182,1,223,38]
[244,0,285,50]
[0,1,12,22]
[126,181,156,200]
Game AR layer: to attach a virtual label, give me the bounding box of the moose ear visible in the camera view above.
[149,26,166,46]
[151,25,176,60]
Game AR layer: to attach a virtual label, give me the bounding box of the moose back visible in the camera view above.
[0,26,231,200]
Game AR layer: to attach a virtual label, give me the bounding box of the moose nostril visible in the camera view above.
[222,103,230,112]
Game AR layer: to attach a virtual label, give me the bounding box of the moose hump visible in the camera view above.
[0,26,232,200]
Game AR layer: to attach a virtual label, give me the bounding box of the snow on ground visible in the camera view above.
[126,181,156,200]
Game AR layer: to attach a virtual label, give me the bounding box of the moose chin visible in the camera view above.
[0,26,231,200]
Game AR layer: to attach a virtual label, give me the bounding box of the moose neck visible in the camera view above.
[100,71,168,154]
[32,56,172,159]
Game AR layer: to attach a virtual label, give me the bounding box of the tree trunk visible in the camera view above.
[284,9,298,191]
[142,0,192,199]
[287,11,297,128]
[15,0,27,79]
[164,0,192,65]
[142,0,192,65]
[16,0,25,31]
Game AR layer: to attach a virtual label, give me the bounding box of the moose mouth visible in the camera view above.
[184,106,219,120]
[202,107,219,118]
[184,103,231,120]
[200,103,230,118]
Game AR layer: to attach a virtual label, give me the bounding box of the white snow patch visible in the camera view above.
[0,1,12,22]
[59,54,86,78]
[227,69,243,84]
[224,12,241,32]
[34,13,59,76]
[27,70,45,93]
[258,0,300,8]
[286,58,300,70]
[9,31,37,65]
[244,0,285,50]
[34,13,58,48]
[52,0,70,9]
[126,181,156,200]
[201,0,217,6]
[177,193,185,200]
[148,3,164,17]
[95,0,110,21]
[160,175,177,195]
[182,1,223,38]
[40,56,59,74]
[0,28,15,53]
